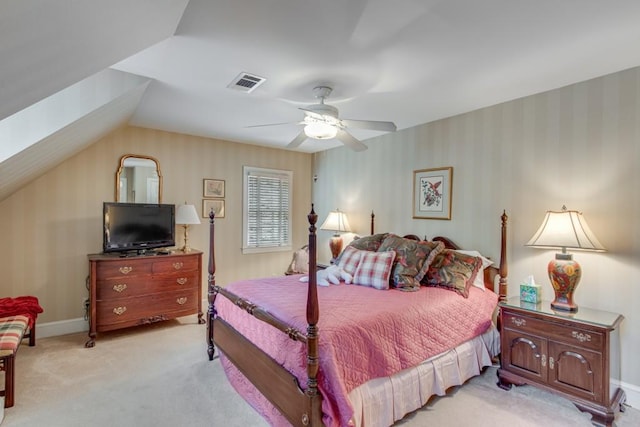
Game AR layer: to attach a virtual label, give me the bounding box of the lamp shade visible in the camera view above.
[526,206,605,312]
[525,207,605,252]
[175,204,201,225]
[320,210,352,233]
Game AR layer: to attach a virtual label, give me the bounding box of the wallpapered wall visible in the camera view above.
[313,67,640,397]
[0,126,312,324]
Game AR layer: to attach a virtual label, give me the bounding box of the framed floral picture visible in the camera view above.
[203,199,225,218]
[203,179,225,198]
[412,167,453,220]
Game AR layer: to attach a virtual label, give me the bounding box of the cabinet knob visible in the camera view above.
[172,262,184,270]
[176,277,188,285]
[113,306,127,316]
[112,284,127,293]
[549,356,555,370]
[541,354,546,367]
[119,266,133,274]
[571,331,592,343]
[511,317,526,327]
[176,297,187,305]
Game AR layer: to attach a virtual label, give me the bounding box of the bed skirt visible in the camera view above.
[348,325,500,427]
[220,325,499,427]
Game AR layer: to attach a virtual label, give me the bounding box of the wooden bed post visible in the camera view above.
[305,205,322,424]
[498,210,508,302]
[370,211,375,235]
[207,209,217,361]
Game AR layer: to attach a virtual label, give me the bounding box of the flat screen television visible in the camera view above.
[103,202,175,254]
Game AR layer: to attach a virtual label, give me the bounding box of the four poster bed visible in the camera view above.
[206,207,509,427]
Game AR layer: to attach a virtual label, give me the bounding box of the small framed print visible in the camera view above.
[203,179,225,198]
[203,199,225,218]
[413,167,453,220]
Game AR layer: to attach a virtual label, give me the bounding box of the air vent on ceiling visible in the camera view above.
[227,72,266,93]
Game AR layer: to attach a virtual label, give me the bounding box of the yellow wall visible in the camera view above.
[0,125,312,322]
[312,66,640,395]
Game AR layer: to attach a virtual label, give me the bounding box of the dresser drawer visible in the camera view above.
[96,260,153,278]
[96,272,199,300]
[502,311,603,352]
[152,256,199,274]
[96,288,199,326]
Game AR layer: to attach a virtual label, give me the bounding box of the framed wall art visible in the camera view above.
[412,167,453,220]
[203,199,225,218]
[203,179,225,198]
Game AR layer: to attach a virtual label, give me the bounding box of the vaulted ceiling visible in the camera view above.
[2,0,640,201]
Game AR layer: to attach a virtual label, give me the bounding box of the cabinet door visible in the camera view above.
[502,328,548,383]
[548,340,603,403]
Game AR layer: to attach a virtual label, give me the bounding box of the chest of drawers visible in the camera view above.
[86,251,203,347]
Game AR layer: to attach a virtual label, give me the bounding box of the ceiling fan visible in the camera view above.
[249,86,397,151]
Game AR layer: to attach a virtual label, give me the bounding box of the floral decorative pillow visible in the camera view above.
[378,234,445,291]
[423,249,483,298]
[352,250,396,290]
[337,246,365,276]
[347,233,389,252]
[455,250,494,290]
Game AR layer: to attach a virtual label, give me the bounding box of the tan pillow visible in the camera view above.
[286,245,309,274]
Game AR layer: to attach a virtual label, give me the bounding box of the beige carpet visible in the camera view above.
[2,317,638,427]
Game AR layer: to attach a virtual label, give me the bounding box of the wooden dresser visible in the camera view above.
[86,250,203,347]
[497,297,625,427]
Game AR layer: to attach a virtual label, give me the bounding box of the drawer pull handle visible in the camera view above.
[119,266,133,275]
[176,277,188,285]
[113,306,127,316]
[172,262,184,270]
[541,354,546,367]
[511,317,526,327]
[177,297,187,305]
[549,356,555,370]
[112,284,127,293]
[572,331,591,343]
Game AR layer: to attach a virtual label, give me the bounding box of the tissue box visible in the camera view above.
[520,283,541,303]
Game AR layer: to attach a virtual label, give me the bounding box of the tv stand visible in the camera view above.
[86,250,204,347]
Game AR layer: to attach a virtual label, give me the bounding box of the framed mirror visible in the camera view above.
[115,154,162,203]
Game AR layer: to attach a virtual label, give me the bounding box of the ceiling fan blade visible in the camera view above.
[245,121,298,128]
[341,119,397,132]
[336,129,368,152]
[287,130,308,149]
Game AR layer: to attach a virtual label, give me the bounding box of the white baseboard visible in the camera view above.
[622,380,640,410]
[37,317,88,339]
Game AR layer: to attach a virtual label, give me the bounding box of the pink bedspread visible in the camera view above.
[215,275,498,426]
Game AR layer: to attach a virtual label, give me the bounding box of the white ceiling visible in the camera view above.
[3,0,640,158]
[111,0,640,152]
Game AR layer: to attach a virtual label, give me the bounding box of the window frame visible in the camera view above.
[242,166,293,254]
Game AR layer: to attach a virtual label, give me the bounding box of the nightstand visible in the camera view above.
[497,297,625,427]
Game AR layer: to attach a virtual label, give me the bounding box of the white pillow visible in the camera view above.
[455,250,493,290]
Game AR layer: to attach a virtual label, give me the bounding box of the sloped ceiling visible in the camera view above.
[0,0,188,202]
[3,1,640,202]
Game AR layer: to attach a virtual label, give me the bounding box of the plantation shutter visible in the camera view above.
[243,166,292,253]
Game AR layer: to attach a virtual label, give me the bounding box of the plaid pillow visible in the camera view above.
[337,246,364,276]
[353,250,396,290]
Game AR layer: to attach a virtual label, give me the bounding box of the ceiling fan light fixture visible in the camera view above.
[304,122,337,139]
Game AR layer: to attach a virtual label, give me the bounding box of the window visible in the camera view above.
[242,166,292,254]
